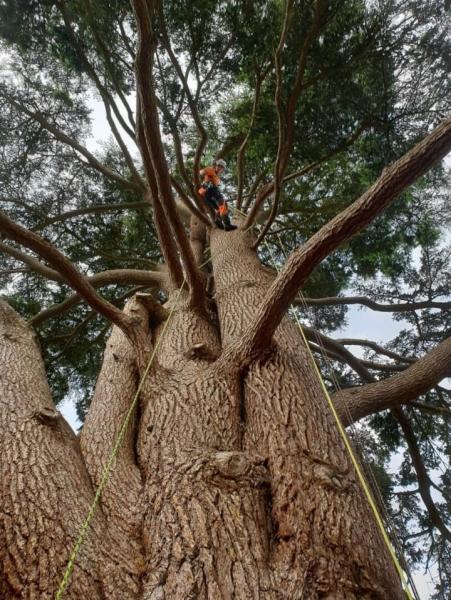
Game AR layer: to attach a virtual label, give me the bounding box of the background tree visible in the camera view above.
[0,0,450,598]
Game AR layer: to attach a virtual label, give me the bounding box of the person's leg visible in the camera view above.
[206,187,226,228]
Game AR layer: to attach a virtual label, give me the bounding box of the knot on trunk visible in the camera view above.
[30,406,76,437]
[183,342,219,362]
[205,451,269,490]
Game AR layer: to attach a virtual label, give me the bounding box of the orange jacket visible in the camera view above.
[200,166,220,187]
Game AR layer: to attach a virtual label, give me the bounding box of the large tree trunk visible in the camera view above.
[0,231,406,599]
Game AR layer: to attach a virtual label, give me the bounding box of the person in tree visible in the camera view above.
[198,158,237,230]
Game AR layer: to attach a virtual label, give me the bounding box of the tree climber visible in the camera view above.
[198,158,237,230]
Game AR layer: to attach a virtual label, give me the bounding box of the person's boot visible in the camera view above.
[221,214,237,231]
[214,213,225,229]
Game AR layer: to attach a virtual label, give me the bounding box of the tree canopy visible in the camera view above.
[0,0,450,596]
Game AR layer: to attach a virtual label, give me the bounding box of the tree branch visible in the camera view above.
[30,201,150,231]
[302,325,375,382]
[335,338,416,364]
[393,407,451,543]
[28,268,167,327]
[244,119,371,228]
[2,93,140,192]
[133,0,206,310]
[0,210,141,343]
[333,337,451,424]
[253,0,325,246]
[300,295,451,313]
[231,114,451,360]
[236,65,268,210]
[59,2,137,142]
[158,3,208,189]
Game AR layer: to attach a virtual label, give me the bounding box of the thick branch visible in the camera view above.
[136,116,184,289]
[233,114,451,360]
[333,337,451,424]
[393,407,451,542]
[0,210,139,342]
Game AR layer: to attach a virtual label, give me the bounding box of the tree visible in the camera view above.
[0,0,450,597]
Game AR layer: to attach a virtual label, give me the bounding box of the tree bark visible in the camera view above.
[210,230,405,599]
[0,301,105,599]
[134,290,274,598]
[1,231,420,599]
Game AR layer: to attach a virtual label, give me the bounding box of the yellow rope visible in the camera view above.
[55,281,186,600]
[262,239,415,600]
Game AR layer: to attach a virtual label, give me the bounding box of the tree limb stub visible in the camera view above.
[333,337,451,424]
[0,210,140,344]
[232,114,451,361]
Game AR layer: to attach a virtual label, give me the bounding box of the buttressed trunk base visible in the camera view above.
[0,229,406,599]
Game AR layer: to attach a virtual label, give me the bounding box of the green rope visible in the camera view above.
[55,282,186,599]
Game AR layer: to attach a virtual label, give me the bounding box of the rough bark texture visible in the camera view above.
[211,230,405,599]
[80,298,149,598]
[1,231,412,599]
[0,301,104,599]
[135,291,275,598]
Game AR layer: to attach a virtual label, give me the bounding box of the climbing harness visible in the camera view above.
[55,282,186,600]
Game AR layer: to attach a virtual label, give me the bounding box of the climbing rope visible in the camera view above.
[262,234,419,600]
[270,232,422,598]
[55,281,186,600]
